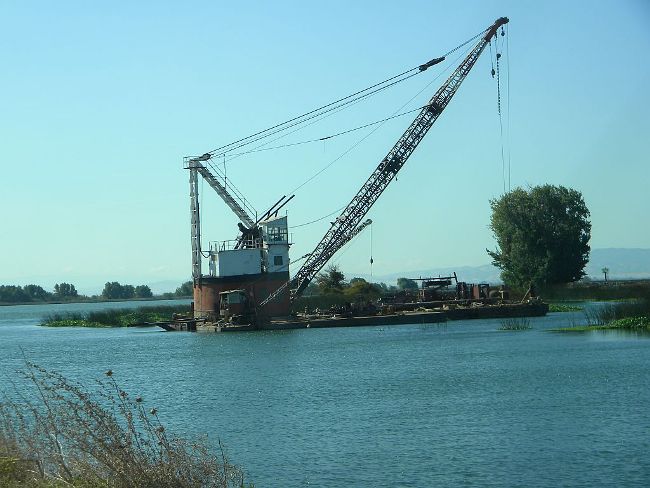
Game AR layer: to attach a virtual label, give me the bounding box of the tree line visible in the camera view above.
[0,283,78,303]
[0,281,195,304]
[307,265,418,299]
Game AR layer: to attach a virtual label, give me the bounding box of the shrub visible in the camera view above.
[0,364,252,487]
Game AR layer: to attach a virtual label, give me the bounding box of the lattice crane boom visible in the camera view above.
[287,17,508,299]
[186,155,256,228]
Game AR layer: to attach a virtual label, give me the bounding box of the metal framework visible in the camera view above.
[189,167,202,280]
[186,154,257,282]
[259,219,373,306]
[284,17,509,300]
[185,155,256,228]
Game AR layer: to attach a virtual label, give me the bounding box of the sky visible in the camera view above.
[1,0,649,294]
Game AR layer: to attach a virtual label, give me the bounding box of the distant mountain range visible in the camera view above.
[585,248,650,280]
[350,248,650,285]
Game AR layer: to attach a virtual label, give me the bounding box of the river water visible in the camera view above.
[1,300,649,487]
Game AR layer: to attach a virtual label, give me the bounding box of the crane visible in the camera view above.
[260,16,509,307]
[185,153,294,279]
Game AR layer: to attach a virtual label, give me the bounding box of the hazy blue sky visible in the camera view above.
[1,0,649,293]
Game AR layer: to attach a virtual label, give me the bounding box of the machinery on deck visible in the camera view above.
[185,17,509,326]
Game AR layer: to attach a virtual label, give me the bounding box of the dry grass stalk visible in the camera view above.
[0,363,253,487]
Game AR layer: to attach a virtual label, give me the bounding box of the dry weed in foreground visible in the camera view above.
[0,363,253,487]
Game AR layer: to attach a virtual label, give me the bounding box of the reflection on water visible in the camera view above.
[587,328,650,340]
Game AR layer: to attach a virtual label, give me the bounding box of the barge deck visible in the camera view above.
[159,300,548,332]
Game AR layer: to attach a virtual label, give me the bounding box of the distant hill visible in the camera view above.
[352,248,650,285]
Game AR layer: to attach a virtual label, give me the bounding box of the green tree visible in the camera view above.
[397,278,419,290]
[487,185,591,289]
[135,285,153,298]
[121,285,135,299]
[102,281,123,299]
[344,278,382,300]
[23,284,50,301]
[375,282,397,293]
[315,265,346,294]
[0,285,31,303]
[54,282,78,298]
[174,281,194,297]
[302,282,320,296]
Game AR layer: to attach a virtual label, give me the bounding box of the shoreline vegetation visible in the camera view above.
[34,278,650,329]
[551,296,650,332]
[0,364,253,487]
[40,305,192,328]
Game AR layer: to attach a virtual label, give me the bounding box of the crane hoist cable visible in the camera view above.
[204,27,491,159]
[285,41,476,197]
[493,24,510,194]
[506,23,511,191]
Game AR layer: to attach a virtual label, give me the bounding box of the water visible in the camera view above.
[1,301,649,487]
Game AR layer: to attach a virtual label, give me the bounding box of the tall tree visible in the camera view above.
[54,283,78,298]
[23,284,50,301]
[174,281,194,297]
[487,185,591,289]
[0,285,30,303]
[102,282,123,299]
[315,265,346,294]
[344,278,383,300]
[135,285,153,298]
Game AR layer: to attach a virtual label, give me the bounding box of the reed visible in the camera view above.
[498,318,532,330]
[0,363,252,487]
[41,305,191,328]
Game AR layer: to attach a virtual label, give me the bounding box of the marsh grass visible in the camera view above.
[0,363,252,487]
[548,303,583,313]
[42,305,191,328]
[553,294,650,332]
[498,318,532,331]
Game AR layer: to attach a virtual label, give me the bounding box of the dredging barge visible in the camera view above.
[159,275,548,333]
[159,300,548,332]
[172,18,527,334]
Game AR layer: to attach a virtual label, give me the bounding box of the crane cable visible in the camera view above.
[286,40,477,197]
[494,25,510,194]
[506,23,511,191]
[278,40,476,232]
[222,106,426,159]
[292,205,347,229]
[205,27,491,159]
[213,72,423,160]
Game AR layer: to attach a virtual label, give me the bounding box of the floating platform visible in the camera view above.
[158,301,548,332]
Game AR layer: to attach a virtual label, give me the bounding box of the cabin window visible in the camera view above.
[274,255,283,266]
[266,226,288,242]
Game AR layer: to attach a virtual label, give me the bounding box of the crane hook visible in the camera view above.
[491,68,495,78]
[501,27,505,36]
[496,53,501,60]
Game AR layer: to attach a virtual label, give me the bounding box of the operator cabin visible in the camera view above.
[193,215,291,318]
